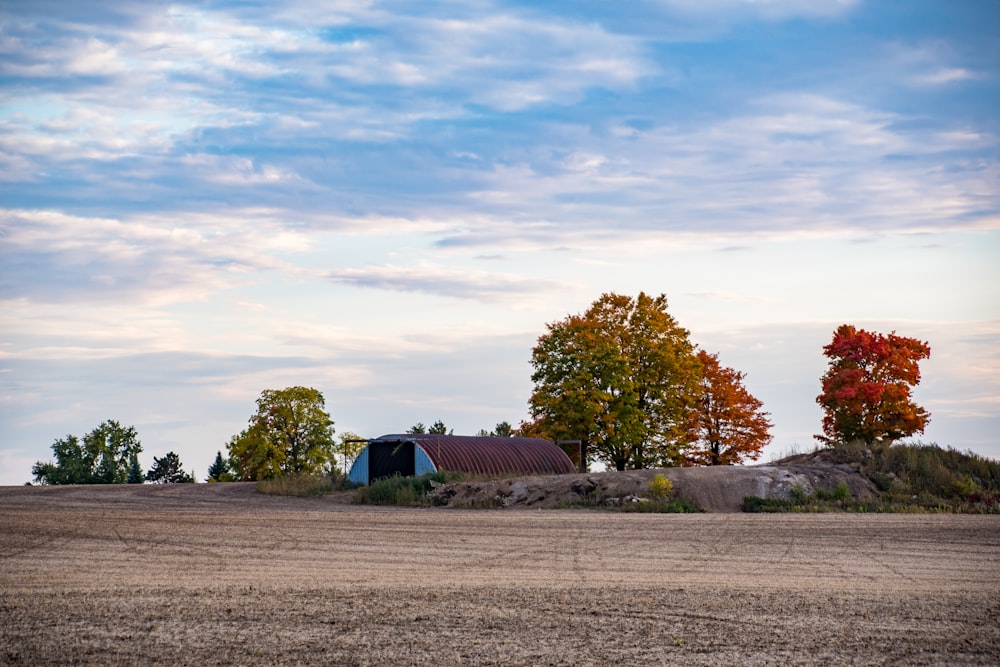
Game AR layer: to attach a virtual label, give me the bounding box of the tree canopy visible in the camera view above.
[227,386,337,480]
[686,350,772,465]
[146,451,194,483]
[32,420,142,485]
[817,324,931,446]
[528,292,702,470]
[408,420,451,435]
[477,421,514,437]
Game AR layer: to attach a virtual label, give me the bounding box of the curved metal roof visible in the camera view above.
[371,434,576,477]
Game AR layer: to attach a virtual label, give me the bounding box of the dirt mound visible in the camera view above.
[429,460,878,511]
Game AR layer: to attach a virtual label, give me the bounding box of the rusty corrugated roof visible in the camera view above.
[371,434,575,477]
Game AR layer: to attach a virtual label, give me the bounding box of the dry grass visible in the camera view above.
[1,483,998,665]
[255,473,335,497]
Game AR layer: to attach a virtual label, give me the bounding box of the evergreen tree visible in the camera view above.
[206,450,230,482]
[428,420,451,435]
[127,452,144,484]
[146,451,195,483]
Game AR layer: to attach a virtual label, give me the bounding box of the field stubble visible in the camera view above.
[1,483,997,665]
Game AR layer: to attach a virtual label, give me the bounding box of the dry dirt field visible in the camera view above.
[1,483,998,666]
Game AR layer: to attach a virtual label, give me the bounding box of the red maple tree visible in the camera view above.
[686,350,773,465]
[816,324,931,446]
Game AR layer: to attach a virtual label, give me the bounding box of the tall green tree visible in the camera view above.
[32,420,143,485]
[528,292,702,471]
[227,386,337,480]
[817,324,931,446]
[146,452,194,483]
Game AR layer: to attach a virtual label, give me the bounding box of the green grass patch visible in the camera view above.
[613,497,699,513]
[554,496,699,513]
[352,471,467,506]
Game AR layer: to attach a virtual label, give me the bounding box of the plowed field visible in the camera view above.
[1,483,997,665]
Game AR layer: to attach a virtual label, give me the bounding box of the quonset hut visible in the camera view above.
[348,433,576,485]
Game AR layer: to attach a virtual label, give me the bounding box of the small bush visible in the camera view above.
[789,484,808,504]
[647,474,673,502]
[743,496,794,513]
[619,497,698,513]
[949,475,979,499]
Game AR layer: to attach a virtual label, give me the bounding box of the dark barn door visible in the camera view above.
[368,441,415,483]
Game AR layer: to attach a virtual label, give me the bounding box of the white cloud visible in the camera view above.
[912,67,975,86]
[656,0,859,20]
[455,93,999,241]
[326,261,564,300]
[0,208,316,305]
[66,38,128,75]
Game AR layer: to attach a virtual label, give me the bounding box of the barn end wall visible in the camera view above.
[347,447,369,485]
[345,441,438,484]
[414,445,437,477]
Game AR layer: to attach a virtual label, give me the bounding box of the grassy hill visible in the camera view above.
[756,442,1000,513]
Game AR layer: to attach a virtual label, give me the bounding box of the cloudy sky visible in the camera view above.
[1,0,998,484]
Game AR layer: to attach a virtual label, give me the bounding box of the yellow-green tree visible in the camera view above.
[528,292,702,471]
[228,386,336,480]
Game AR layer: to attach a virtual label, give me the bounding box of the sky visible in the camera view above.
[1,0,998,484]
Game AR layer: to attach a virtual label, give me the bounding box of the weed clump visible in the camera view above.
[352,471,466,506]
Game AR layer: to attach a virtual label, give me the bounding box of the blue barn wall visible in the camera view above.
[347,447,369,485]
[414,445,437,477]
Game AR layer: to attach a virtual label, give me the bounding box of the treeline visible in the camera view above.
[28,402,502,485]
[31,290,952,486]
[31,420,194,485]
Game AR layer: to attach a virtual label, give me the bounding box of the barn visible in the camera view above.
[347,433,576,485]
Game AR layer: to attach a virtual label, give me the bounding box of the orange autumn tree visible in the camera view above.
[686,350,772,465]
[816,324,931,446]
